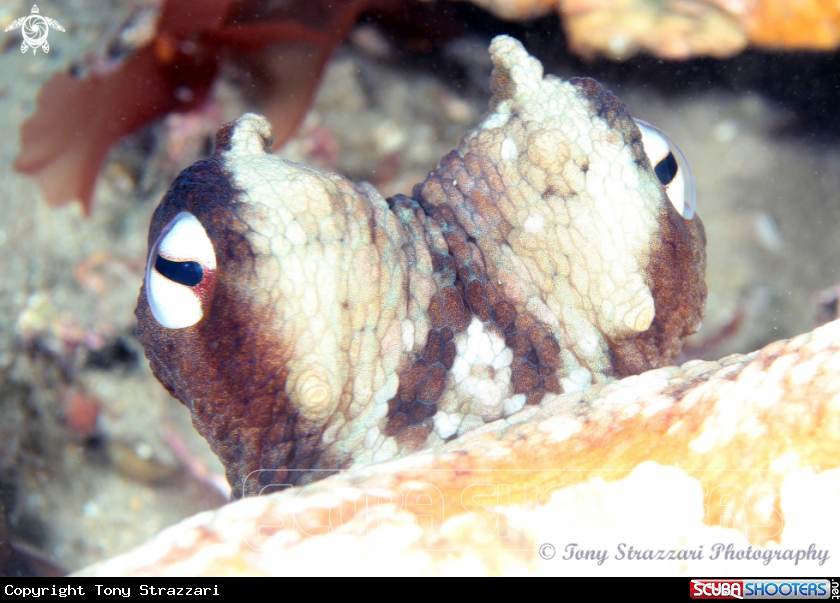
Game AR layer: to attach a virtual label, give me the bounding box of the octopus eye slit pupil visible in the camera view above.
[654,152,678,186]
[154,255,204,287]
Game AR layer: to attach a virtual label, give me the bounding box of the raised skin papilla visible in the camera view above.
[136,36,706,498]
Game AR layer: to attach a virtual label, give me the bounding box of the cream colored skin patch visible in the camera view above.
[445,317,516,427]
[136,36,706,497]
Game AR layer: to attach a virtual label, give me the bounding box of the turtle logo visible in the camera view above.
[4,5,65,55]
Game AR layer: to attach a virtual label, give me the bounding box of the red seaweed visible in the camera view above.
[14,0,375,214]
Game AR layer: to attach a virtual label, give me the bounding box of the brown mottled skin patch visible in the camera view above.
[570,77,648,166]
[136,154,299,498]
[608,202,707,376]
[385,183,572,443]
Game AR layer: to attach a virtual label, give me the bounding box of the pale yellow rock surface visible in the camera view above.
[76,317,840,575]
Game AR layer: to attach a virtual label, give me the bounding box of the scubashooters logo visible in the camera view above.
[4,5,65,54]
[691,579,832,599]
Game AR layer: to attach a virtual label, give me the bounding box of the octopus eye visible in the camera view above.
[634,119,696,220]
[145,212,216,329]
[154,256,203,287]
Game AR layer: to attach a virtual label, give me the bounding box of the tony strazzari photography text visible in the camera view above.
[555,542,830,566]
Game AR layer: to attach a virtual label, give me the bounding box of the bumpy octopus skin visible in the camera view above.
[136,36,706,498]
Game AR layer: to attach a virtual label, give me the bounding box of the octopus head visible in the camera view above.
[136,36,706,497]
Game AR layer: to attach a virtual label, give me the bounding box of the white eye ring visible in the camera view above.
[145,212,216,329]
[635,119,696,220]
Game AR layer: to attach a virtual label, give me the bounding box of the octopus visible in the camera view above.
[135,35,707,499]
[76,36,838,577]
